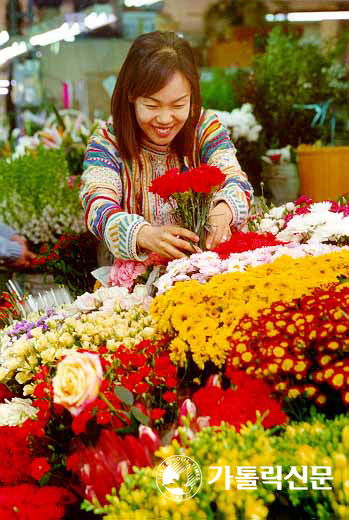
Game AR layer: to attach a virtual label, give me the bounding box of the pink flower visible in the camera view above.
[207,374,221,387]
[179,399,197,425]
[109,259,147,290]
[138,425,160,453]
[68,175,77,189]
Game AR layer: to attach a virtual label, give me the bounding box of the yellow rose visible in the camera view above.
[53,352,103,416]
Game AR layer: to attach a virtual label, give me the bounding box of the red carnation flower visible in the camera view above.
[151,408,166,420]
[31,457,51,480]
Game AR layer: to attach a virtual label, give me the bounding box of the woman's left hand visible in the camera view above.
[206,202,233,250]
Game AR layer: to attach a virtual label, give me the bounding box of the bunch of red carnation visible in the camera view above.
[149,165,226,250]
[149,164,225,201]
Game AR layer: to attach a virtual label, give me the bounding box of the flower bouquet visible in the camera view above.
[149,164,226,250]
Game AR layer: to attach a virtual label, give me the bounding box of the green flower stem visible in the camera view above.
[99,393,128,425]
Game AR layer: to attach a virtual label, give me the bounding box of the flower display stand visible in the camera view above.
[12,272,58,296]
[297,145,349,201]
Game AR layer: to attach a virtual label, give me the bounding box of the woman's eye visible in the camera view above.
[145,105,157,109]
[174,105,186,109]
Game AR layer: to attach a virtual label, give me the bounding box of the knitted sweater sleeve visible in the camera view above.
[198,110,254,227]
[80,124,149,261]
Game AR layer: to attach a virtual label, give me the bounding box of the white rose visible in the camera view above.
[71,292,98,313]
[53,352,103,416]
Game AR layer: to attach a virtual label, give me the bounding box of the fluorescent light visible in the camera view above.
[0,41,27,66]
[124,0,159,6]
[0,87,8,95]
[0,80,10,87]
[0,31,10,46]
[84,12,116,30]
[266,11,349,22]
[30,22,81,46]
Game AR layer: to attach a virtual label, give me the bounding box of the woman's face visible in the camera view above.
[134,71,191,146]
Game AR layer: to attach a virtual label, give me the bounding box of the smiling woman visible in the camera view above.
[80,31,253,261]
[133,72,191,146]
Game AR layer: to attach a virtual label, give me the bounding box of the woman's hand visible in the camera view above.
[206,202,233,250]
[137,224,201,259]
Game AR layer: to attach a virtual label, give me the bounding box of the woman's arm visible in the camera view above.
[198,110,254,248]
[199,110,254,225]
[80,125,149,261]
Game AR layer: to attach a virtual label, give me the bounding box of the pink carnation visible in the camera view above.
[109,259,147,290]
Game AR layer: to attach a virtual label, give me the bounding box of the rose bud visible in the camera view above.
[207,374,221,387]
[179,399,197,425]
[138,425,160,453]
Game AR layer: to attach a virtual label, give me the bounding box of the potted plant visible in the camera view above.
[262,145,299,205]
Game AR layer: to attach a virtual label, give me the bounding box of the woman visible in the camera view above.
[81,31,253,261]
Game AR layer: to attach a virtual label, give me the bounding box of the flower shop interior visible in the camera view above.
[1,0,349,519]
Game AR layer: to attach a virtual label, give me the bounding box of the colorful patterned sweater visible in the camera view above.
[81,109,253,260]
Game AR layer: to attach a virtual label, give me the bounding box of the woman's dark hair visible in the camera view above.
[111,31,201,164]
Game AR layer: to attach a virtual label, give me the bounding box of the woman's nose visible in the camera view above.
[155,109,174,125]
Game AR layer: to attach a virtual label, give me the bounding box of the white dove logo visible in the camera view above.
[156,455,202,501]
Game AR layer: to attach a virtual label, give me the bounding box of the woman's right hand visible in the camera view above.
[137,224,201,259]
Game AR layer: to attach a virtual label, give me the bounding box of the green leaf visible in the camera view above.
[131,406,150,425]
[114,385,134,406]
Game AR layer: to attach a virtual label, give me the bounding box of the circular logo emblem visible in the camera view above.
[156,455,202,501]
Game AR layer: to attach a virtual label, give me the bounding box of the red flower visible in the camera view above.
[149,165,225,200]
[151,408,166,420]
[213,231,286,259]
[71,403,95,435]
[0,427,33,484]
[166,376,178,388]
[0,484,75,519]
[135,382,150,394]
[162,391,177,403]
[193,373,287,431]
[31,457,51,480]
[0,383,12,403]
[32,381,50,399]
[67,429,151,505]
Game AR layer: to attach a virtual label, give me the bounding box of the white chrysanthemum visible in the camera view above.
[213,104,262,142]
[0,397,37,426]
[259,218,278,233]
[309,201,333,213]
[268,206,286,219]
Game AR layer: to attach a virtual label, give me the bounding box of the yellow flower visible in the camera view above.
[151,250,349,367]
[53,351,103,416]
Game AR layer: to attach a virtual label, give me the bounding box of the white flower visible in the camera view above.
[213,104,262,142]
[268,206,286,219]
[309,201,332,213]
[71,292,98,313]
[0,397,37,426]
[259,218,276,233]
